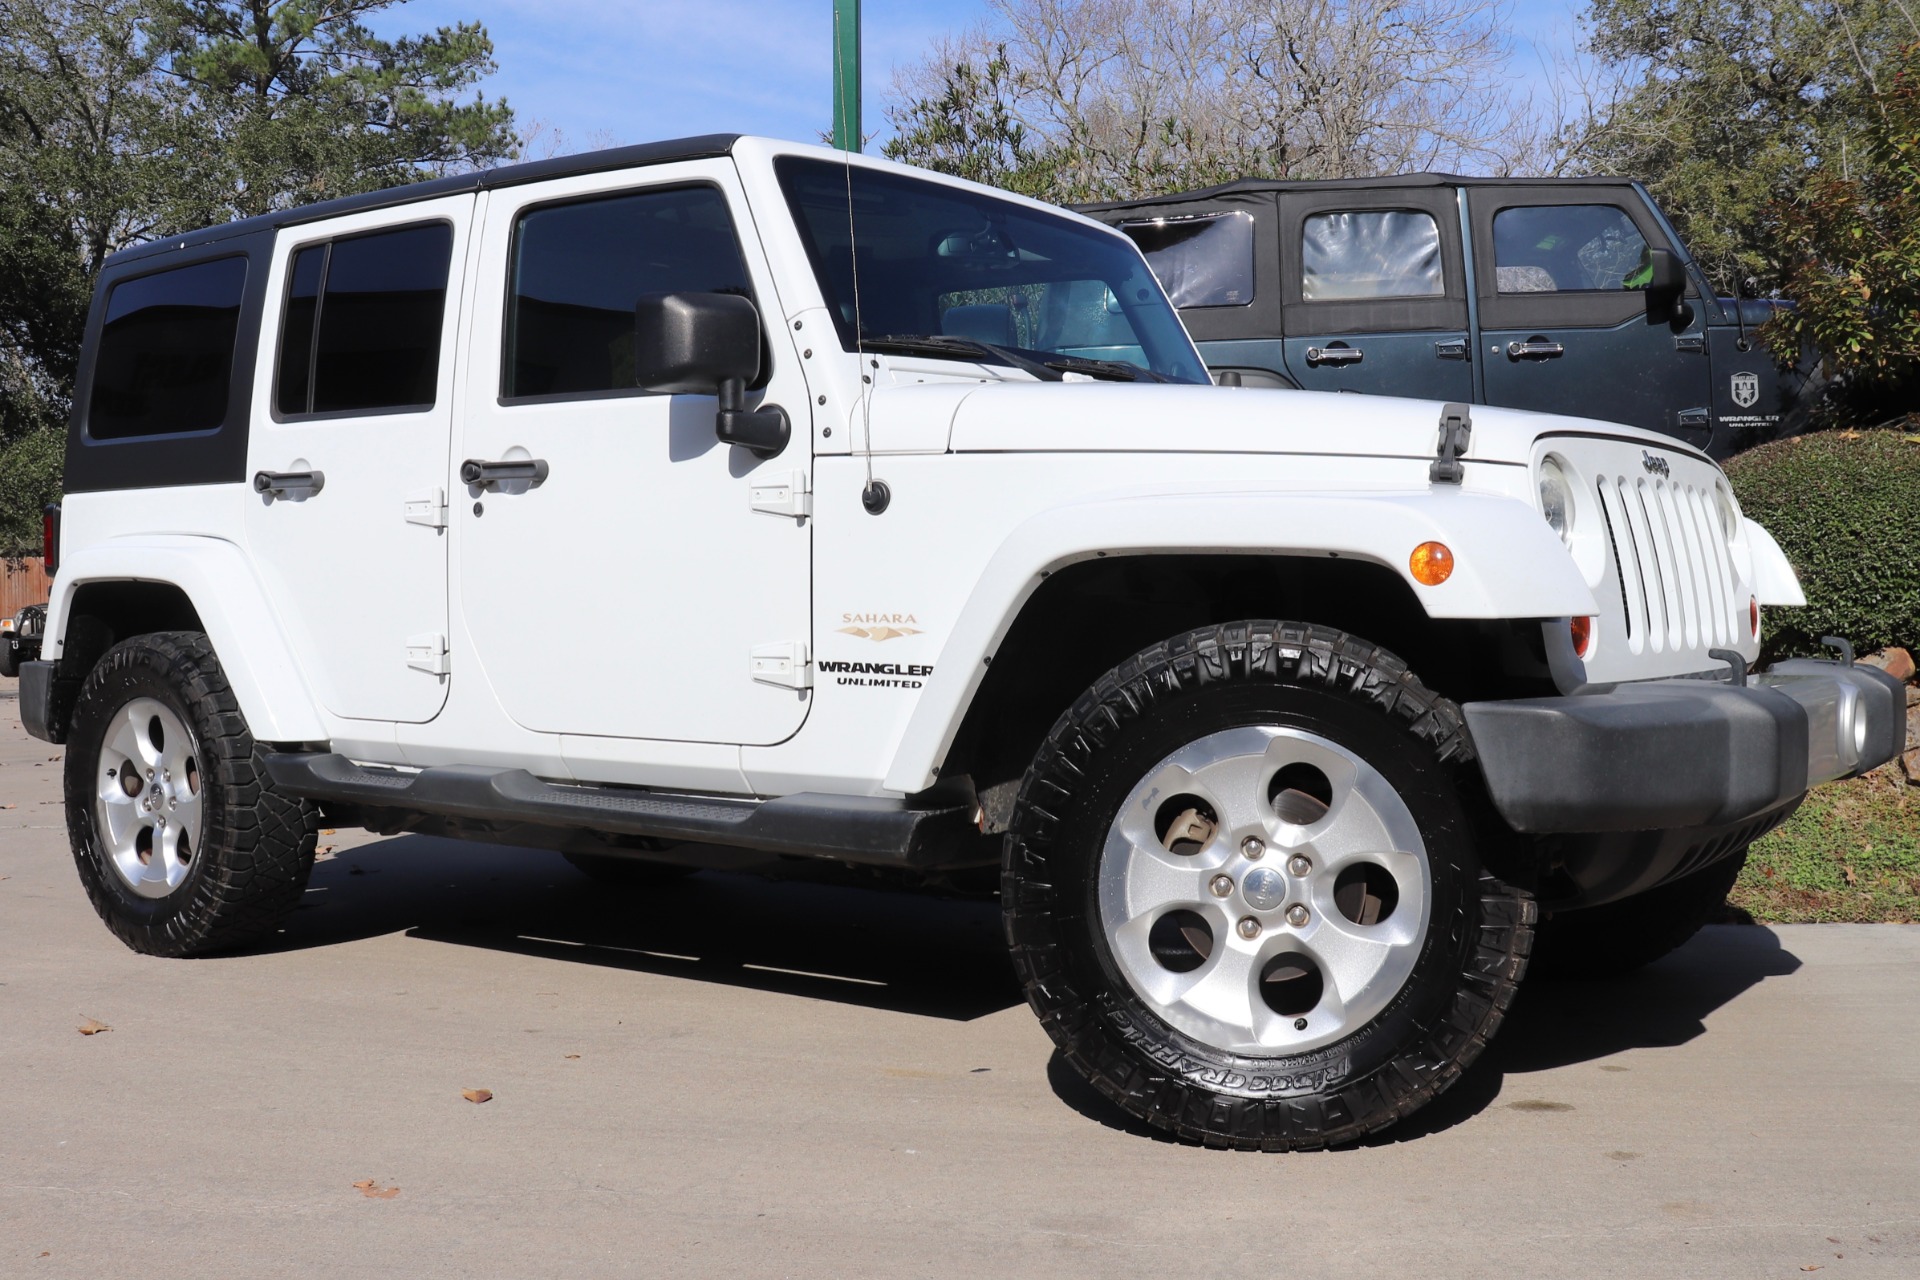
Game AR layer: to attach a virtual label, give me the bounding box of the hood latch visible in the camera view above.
[1429,403,1472,484]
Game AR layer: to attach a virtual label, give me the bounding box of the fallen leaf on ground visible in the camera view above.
[320,828,336,835]
[461,1088,493,1104]
[77,1019,111,1036]
[1843,865,1858,886]
[351,1180,401,1199]
[314,845,335,858]
[1,803,14,810]
[564,1054,580,1060]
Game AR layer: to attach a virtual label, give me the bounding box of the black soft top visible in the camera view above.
[106,133,743,269]
[1077,172,1634,216]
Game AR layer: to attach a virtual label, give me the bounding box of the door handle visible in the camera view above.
[1305,345,1364,366]
[460,458,550,490]
[1434,338,1469,361]
[253,469,325,498]
[1506,339,1565,360]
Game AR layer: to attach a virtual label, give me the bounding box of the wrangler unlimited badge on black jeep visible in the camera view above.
[19,136,1905,1150]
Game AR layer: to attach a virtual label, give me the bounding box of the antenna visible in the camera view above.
[833,2,884,513]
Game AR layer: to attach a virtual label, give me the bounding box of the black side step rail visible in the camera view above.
[261,753,980,870]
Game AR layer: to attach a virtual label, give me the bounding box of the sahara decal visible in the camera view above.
[1730,371,1760,409]
[838,612,923,642]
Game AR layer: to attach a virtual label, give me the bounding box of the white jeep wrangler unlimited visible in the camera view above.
[19,136,1905,1150]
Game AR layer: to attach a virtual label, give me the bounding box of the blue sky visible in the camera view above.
[371,1,1588,155]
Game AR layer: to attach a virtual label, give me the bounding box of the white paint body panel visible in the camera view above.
[48,136,1800,805]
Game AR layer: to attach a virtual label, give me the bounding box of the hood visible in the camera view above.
[897,380,1705,468]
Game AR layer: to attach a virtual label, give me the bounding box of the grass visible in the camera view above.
[1730,761,1920,923]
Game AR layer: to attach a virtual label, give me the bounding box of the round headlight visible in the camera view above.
[1715,484,1740,541]
[1538,458,1573,545]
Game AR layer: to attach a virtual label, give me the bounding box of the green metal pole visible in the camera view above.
[832,0,861,151]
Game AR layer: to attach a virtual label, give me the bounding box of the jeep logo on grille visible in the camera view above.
[1642,451,1671,478]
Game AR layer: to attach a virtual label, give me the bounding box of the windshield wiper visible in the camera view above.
[1042,355,1170,383]
[864,333,1063,381]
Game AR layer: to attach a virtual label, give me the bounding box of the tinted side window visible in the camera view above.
[90,256,248,440]
[1492,205,1649,293]
[1300,210,1443,301]
[1122,211,1255,307]
[275,222,454,416]
[506,186,753,399]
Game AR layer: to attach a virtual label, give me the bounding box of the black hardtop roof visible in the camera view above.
[1077,171,1636,215]
[105,133,744,270]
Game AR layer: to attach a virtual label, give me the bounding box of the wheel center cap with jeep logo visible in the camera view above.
[1242,865,1287,911]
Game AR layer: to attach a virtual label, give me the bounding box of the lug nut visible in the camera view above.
[1209,874,1234,898]
[1287,854,1312,877]
[1286,904,1310,927]
[1236,917,1262,940]
[1241,836,1266,860]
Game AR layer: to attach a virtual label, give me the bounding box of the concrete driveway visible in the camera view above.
[3,685,1917,1278]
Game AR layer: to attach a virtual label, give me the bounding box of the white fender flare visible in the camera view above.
[43,536,328,744]
[1742,519,1807,608]
[883,487,1597,794]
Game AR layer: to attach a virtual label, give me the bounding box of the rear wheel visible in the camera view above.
[1529,851,1749,979]
[0,640,17,678]
[1004,622,1534,1150]
[64,632,319,956]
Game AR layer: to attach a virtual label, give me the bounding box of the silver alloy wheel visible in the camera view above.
[94,698,205,900]
[1097,726,1431,1056]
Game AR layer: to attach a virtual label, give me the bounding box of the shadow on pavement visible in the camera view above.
[1047,925,1803,1146]
[264,832,1802,1139]
[264,833,1021,1022]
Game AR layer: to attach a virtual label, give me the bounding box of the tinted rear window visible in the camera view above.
[505,186,753,399]
[89,256,248,440]
[275,222,453,416]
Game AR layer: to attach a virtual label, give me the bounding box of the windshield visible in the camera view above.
[776,157,1208,384]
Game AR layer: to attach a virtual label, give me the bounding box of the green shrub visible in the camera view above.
[1725,429,1920,658]
[0,427,63,558]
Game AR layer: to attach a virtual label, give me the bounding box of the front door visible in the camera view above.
[1469,186,1713,446]
[1276,188,1474,403]
[457,164,812,746]
[243,197,471,724]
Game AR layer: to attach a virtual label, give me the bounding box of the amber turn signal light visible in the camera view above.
[1570,615,1595,659]
[1409,541,1453,586]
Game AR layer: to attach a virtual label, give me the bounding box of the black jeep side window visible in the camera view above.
[1492,205,1650,293]
[504,185,754,399]
[274,222,454,416]
[1300,210,1443,301]
[90,256,248,440]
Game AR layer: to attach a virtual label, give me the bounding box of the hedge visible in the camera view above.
[1724,429,1920,658]
[0,427,63,558]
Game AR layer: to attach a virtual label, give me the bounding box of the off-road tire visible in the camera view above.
[1004,621,1535,1151]
[0,640,17,678]
[1529,851,1749,980]
[562,851,699,887]
[65,631,320,956]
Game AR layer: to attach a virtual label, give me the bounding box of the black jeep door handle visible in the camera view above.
[1506,339,1565,360]
[460,458,550,490]
[253,469,325,498]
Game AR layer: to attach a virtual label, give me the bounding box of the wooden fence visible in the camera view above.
[1,557,52,620]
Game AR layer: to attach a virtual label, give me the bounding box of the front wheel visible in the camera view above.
[1004,622,1534,1150]
[64,632,320,956]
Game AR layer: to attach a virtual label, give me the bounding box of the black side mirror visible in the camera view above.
[1643,248,1693,328]
[634,291,789,458]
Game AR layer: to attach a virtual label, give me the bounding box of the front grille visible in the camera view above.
[1594,475,1741,656]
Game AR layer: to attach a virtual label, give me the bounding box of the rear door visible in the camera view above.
[243,197,471,724]
[1468,186,1713,446]
[1275,188,1473,402]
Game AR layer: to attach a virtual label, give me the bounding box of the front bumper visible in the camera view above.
[1463,659,1905,835]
